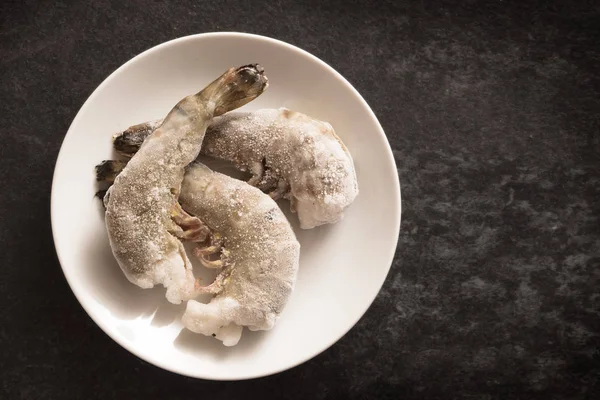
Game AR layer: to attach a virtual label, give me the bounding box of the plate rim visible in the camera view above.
[50,31,402,380]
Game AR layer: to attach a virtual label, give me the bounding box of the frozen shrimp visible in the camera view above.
[102,65,268,304]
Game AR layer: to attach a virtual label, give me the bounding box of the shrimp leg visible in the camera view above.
[194,263,233,294]
[194,233,224,256]
[197,254,227,269]
[193,233,230,269]
[194,274,225,294]
[169,202,210,243]
[196,250,230,269]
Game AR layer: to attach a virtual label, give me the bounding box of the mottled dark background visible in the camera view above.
[1,0,599,398]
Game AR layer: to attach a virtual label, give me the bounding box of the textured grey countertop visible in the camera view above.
[1,0,598,398]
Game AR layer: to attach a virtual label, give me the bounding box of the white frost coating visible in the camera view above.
[203,108,359,229]
[179,163,300,346]
[182,298,244,346]
[122,248,196,303]
[150,250,197,304]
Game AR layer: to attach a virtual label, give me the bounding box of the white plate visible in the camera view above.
[51,32,401,380]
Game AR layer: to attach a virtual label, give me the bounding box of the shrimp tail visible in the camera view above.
[200,64,269,117]
[113,120,161,157]
[95,189,108,201]
[95,160,127,183]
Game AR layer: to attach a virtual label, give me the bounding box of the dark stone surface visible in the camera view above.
[1,0,599,398]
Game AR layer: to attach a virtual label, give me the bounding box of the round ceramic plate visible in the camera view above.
[51,32,401,380]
